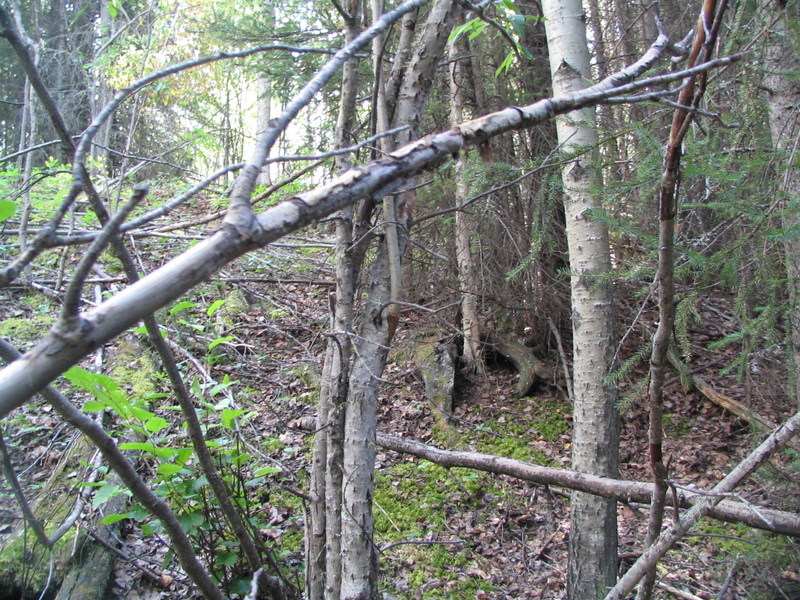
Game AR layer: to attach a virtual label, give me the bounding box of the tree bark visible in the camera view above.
[761,0,800,409]
[449,28,483,374]
[339,240,400,600]
[256,72,273,187]
[541,0,619,597]
[337,3,456,598]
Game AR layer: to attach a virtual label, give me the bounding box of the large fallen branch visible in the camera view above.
[606,405,800,600]
[667,353,800,452]
[375,433,800,537]
[0,39,741,417]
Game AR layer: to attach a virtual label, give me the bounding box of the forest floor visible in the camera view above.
[1,208,800,600]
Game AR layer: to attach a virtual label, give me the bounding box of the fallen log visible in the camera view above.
[483,333,549,397]
[667,353,800,452]
[286,416,800,536]
[376,433,800,537]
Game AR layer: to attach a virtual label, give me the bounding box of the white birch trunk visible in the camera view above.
[449,35,483,373]
[256,72,273,187]
[541,0,619,597]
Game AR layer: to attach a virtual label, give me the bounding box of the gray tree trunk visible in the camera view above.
[449,29,483,374]
[762,0,800,408]
[337,3,456,598]
[307,2,362,598]
[541,0,620,597]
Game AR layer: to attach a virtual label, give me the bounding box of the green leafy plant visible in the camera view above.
[64,358,280,594]
[447,0,539,77]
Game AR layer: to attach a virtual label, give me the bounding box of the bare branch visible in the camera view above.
[0,428,49,545]
[0,139,63,164]
[605,407,800,600]
[61,184,148,319]
[0,39,743,419]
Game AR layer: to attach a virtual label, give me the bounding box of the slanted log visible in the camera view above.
[0,434,96,598]
[54,489,126,600]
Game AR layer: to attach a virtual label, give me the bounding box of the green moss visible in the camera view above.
[527,398,570,442]
[0,435,96,595]
[291,363,320,389]
[212,289,250,329]
[373,458,505,599]
[108,339,158,400]
[693,522,800,599]
[375,461,497,537]
[666,413,691,437]
[468,398,569,464]
[431,421,462,447]
[0,315,54,345]
[474,425,549,464]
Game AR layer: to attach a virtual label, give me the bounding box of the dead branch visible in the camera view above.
[375,433,800,537]
[668,353,800,453]
[605,405,800,600]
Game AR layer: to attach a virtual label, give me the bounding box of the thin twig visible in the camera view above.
[61,184,148,319]
[85,529,170,587]
[0,428,49,546]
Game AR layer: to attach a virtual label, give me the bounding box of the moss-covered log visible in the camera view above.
[0,434,96,598]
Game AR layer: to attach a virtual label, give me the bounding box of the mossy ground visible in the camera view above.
[374,394,572,599]
[108,338,159,400]
[375,461,500,599]
[0,315,55,348]
[692,521,800,599]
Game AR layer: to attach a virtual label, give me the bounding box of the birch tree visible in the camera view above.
[541,0,619,596]
[449,19,484,374]
[0,1,748,595]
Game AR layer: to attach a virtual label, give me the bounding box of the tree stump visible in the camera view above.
[415,343,459,440]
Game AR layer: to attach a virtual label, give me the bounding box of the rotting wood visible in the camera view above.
[668,353,800,452]
[54,490,127,600]
[415,343,457,436]
[483,333,549,397]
